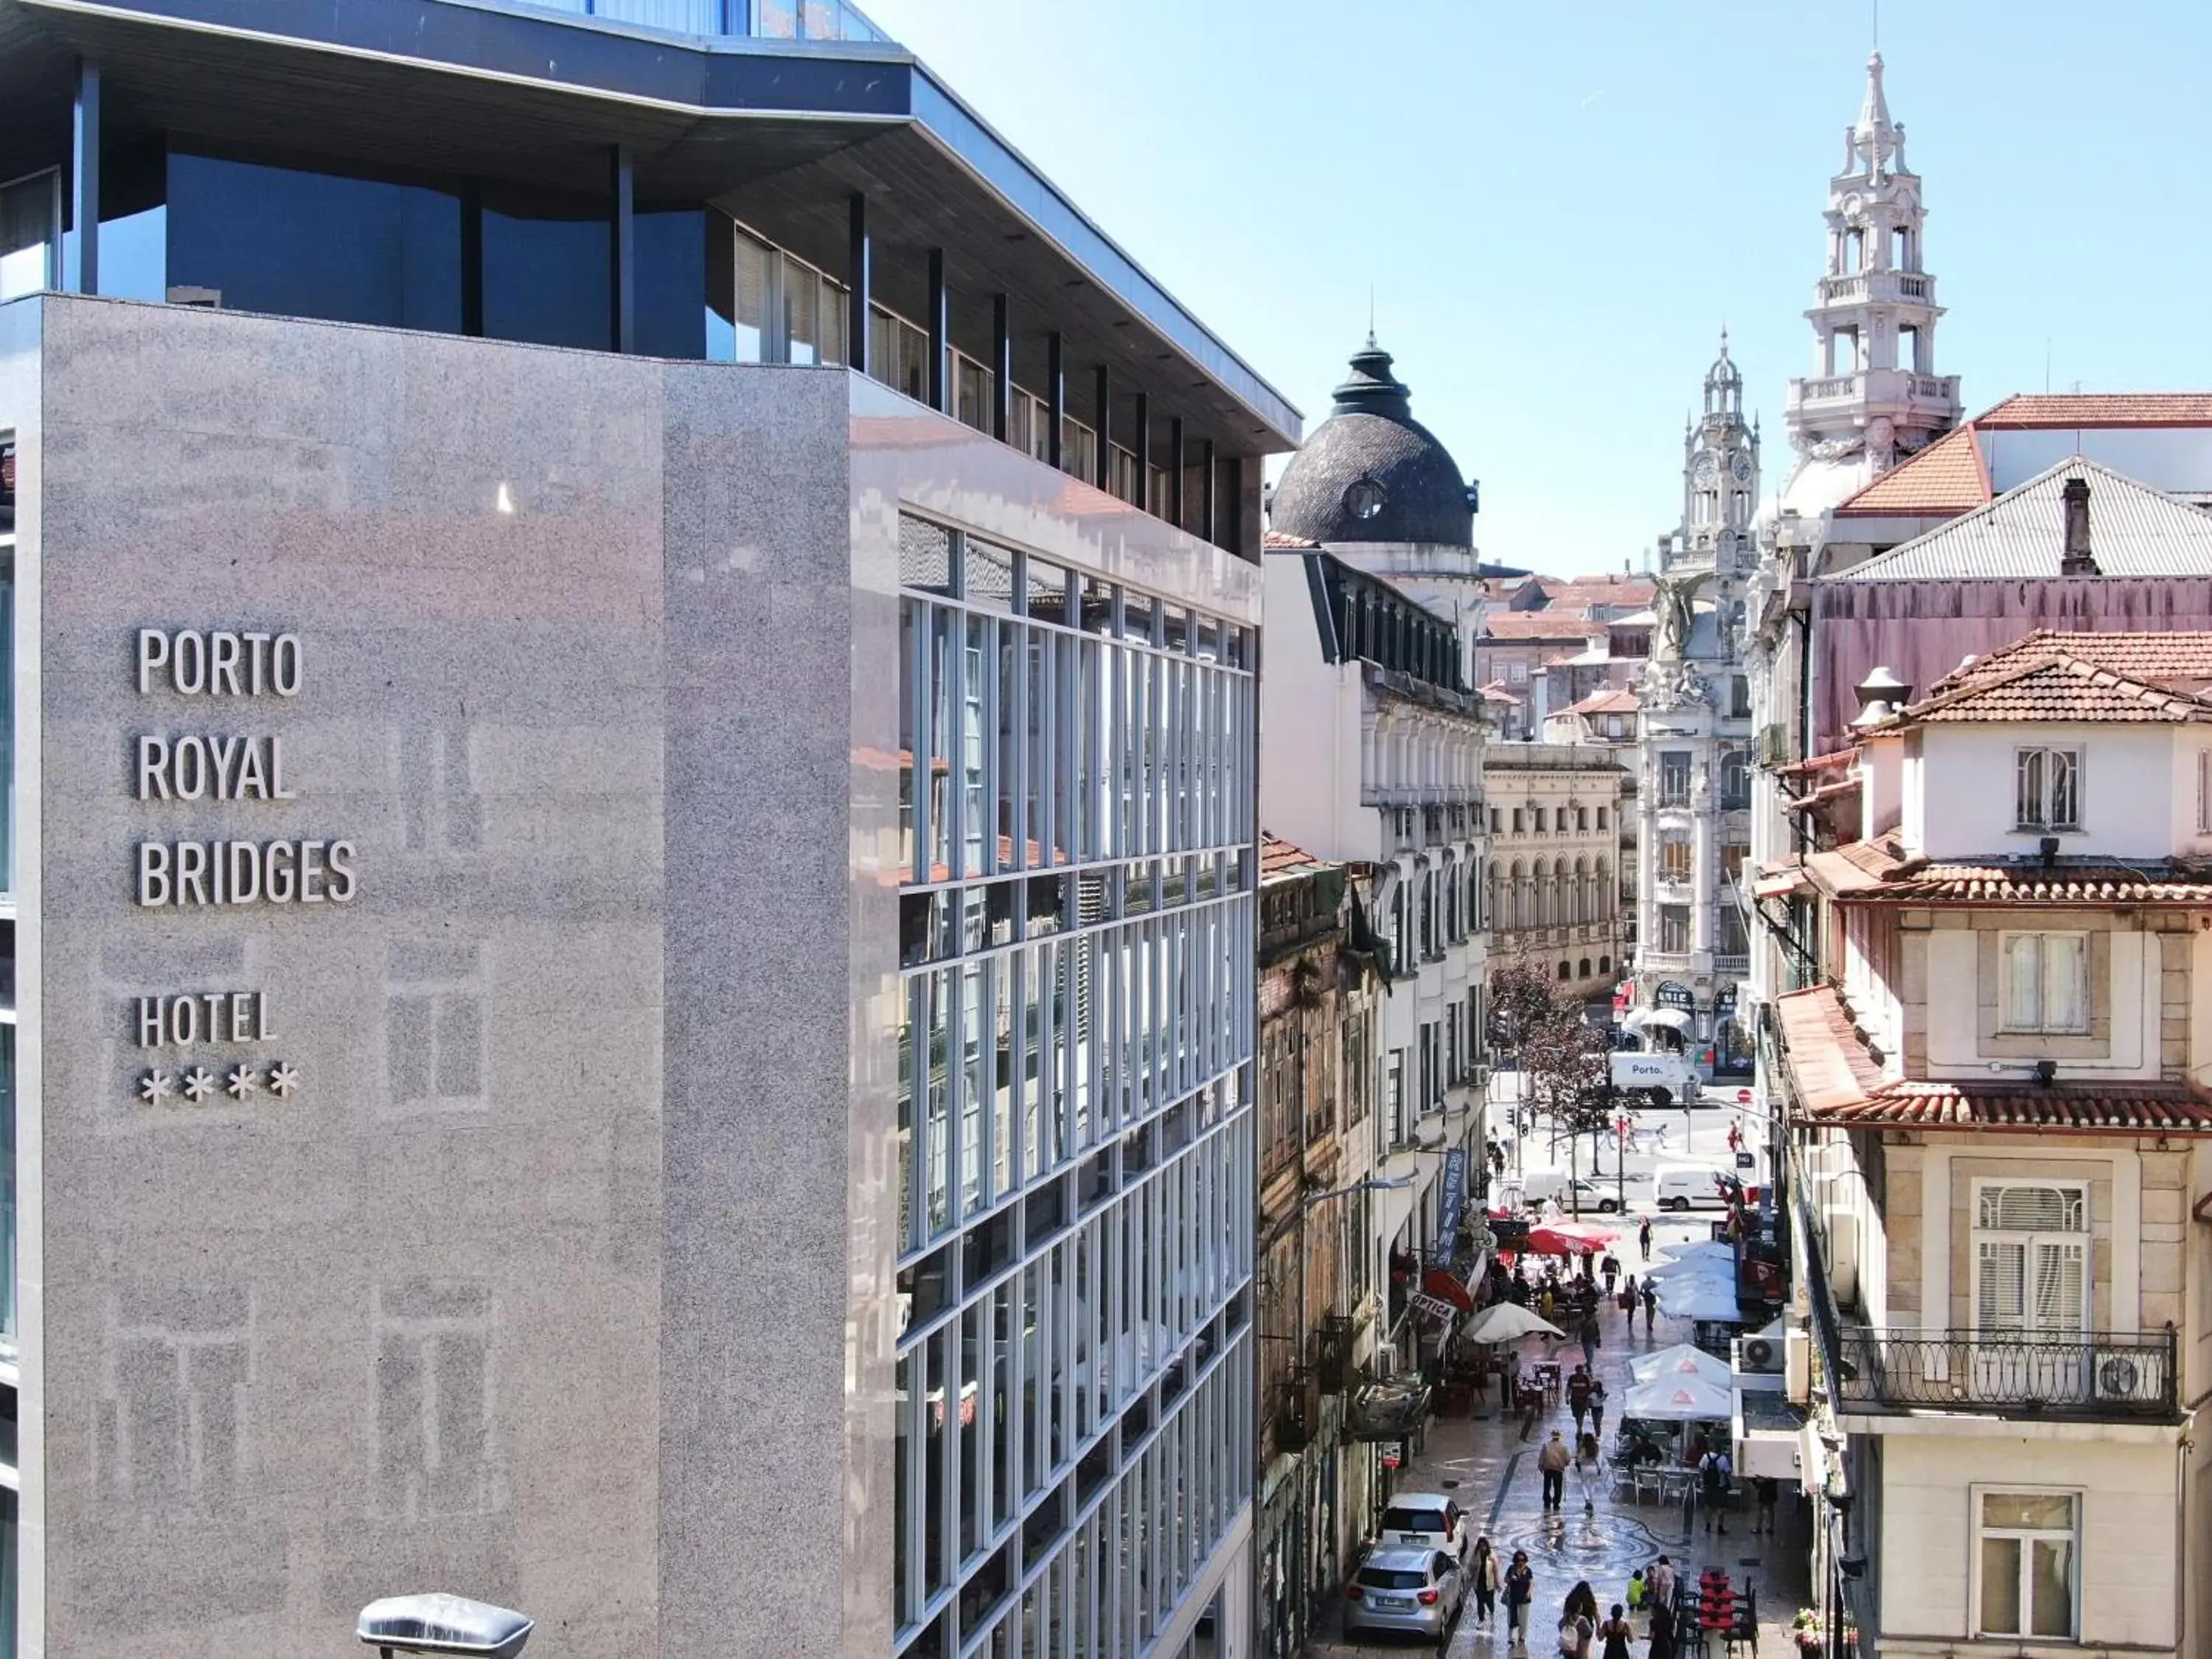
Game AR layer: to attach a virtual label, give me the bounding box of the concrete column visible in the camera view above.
[1168,417,1186,529]
[1093,364,1113,491]
[69,58,100,294]
[1046,333,1064,469]
[609,145,635,354]
[991,293,1011,443]
[926,248,947,414]
[846,193,871,375]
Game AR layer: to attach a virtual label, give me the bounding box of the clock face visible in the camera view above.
[1344,478,1386,521]
[1691,453,1718,486]
[1729,450,1753,484]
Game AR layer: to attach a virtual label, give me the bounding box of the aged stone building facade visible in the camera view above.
[1483,745,1628,1012]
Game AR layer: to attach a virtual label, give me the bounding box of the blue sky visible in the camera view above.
[860,0,2212,576]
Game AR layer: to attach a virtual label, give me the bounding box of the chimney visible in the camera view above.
[2060,476,2098,575]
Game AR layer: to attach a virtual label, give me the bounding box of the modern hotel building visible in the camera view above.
[0,2,1298,1655]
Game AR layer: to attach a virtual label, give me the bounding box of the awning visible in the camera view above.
[1624,1006,1693,1032]
[1753,863,1812,900]
[1347,1374,1433,1442]
[1422,1266,1475,1314]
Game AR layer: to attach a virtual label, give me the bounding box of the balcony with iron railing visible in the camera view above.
[1832,1326,2177,1422]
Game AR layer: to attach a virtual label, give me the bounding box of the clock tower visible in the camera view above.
[1679,331,1760,577]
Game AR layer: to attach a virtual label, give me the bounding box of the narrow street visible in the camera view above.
[1310,1098,1806,1657]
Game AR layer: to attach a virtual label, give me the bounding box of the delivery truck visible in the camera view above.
[1610,1048,1699,1103]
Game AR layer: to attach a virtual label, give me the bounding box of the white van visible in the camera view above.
[1509,1169,1611,1211]
[1652,1164,1733,1211]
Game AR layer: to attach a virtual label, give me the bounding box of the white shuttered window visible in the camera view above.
[1973,1183,2088,1336]
[2000,932,2089,1034]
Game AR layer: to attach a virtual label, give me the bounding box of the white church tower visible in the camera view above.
[1775,51,1963,518]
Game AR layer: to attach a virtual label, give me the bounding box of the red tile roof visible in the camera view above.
[1260,832,1332,881]
[1978,393,2212,429]
[1902,631,2212,726]
[1928,630,2212,696]
[1478,612,1605,641]
[1833,423,1992,517]
[1803,834,2212,905]
[1775,986,2212,1135]
[1563,686,1641,715]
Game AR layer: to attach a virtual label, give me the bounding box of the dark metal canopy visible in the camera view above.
[0,0,1300,454]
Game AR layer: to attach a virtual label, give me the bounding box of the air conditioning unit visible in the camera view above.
[1739,1334,1784,1374]
[1784,1329,1811,1404]
[2093,1347,2164,1405]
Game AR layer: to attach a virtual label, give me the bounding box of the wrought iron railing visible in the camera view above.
[1833,1326,2177,1419]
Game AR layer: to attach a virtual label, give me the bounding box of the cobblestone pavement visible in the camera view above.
[1306,1209,1810,1658]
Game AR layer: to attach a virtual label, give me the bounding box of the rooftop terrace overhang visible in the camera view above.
[0,0,1300,456]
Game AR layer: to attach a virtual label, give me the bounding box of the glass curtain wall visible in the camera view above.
[891,515,1256,1658]
[0,173,58,304]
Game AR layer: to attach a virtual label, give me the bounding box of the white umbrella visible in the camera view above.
[1658,1281,1748,1323]
[1644,1258,1735,1284]
[1629,1343,1731,1386]
[1653,1241,1733,1266]
[1463,1304,1565,1344]
[1621,1373,1736,1420]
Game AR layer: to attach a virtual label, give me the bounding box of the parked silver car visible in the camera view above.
[1343,1545,1464,1643]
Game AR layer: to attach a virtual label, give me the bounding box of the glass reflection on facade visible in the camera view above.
[893,515,1256,1656]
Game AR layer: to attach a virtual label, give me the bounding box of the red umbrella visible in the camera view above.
[1524,1220,1621,1256]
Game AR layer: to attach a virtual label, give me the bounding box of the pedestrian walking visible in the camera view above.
[1505,1550,1537,1648]
[1699,1445,1733,1535]
[1752,1473,1780,1536]
[1537,1430,1572,1510]
[1646,1555,1676,1617]
[1579,1307,1601,1367]
[1638,1216,1652,1260]
[1588,1377,1607,1442]
[1599,1251,1621,1294]
[1647,1597,1677,1659]
[1568,1366,1592,1436]
[1562,1583,1600,1658]
[1641,1281,1658,1332]
[1520,1366,1543,1440]
[1726,1120,1743,1155]
[1599,1604,1636,1659]
[1470,1536,1501,1627]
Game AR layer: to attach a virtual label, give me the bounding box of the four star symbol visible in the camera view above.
[137,1062,302,1104]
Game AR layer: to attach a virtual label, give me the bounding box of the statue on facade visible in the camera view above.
[1652,568,1708,664]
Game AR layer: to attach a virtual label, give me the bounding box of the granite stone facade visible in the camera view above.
[0,293,1260,1659]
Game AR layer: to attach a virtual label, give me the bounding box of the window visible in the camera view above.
[1999,933,2090,1034]
[1507,661,1528,684]
[1604,714,1627,740]
[2197,748,2212,833]
[1532,807,1547,833]
[1512,808,1526,834]
[1974,1183,2089,1337]
[1719,748,1750,809]
[1596,806,1608,830]
[1489,807,1502,834]
[1658,751,1692,808]
[1721,842,1749,885]
[0,169,60,302]
[1730,675,1752,719]
[2015,747,2081,830]
[1658,834,1691,884]
[1658,905,1690,954]
[1975,1490,2078,1641]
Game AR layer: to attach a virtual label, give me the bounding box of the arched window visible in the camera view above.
[1599,953,1612,975]
[1530,859,1549,928]
[1558,961,1572,982]
[1510,860,1528,931]
[1489,863,1503,934]
[1578,957,1591,978]
[1573,856,1590,924]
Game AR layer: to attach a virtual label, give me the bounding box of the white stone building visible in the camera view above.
[1770,630,2212,1658]
[1772,50,1964,524]
[1260,342,1492,1363]
[1631,341,1759,1068]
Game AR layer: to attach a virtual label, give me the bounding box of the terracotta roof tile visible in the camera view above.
[1833,423,1991,516]
[1776,986,2212,1134]
[1901,632,2212,725]
[1264,529,1321,549]
[1260,832,1332,880]
[1853,862,2212,905]
[1977,393,2212,429]
[1929,630,2212,695]
[1563,686,1641,715]
[1478,613,1605,641]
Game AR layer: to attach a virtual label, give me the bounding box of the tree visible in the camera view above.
[1486,959,1613,1215]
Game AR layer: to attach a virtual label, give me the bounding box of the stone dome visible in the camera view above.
[1269,341,1474,548]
